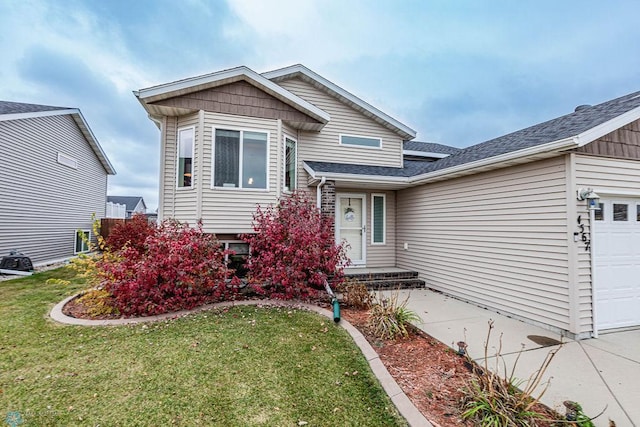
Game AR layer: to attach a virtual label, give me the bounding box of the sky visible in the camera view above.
[1,0,639,211]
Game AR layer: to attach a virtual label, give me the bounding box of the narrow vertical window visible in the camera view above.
[242,131,267,189]
[284,137,297,191]
[214,129,240,187]
[177,127,194,188]
[372,194,385,244]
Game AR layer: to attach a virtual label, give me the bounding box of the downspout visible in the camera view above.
[316,176,326,209]
[589,206,598,338]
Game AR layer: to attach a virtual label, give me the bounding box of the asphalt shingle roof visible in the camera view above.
[107,196,145,211]
[403,141,461,155]
[0,101,69,115]
[306,90,640,179]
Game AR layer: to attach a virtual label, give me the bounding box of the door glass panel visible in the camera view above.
[613,204,628,221]
[637,205,640,221]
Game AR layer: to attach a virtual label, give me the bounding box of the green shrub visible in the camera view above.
[368,291,420,340]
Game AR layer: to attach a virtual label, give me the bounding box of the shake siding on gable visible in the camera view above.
[0,115,107,264]
[276,78,404,168]
[396,157,572,331]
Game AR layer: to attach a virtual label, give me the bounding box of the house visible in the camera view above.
[135,65,640,339]
[107,196,147,218]
[0,101,115,266]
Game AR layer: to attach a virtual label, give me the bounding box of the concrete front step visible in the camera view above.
[342,270,425,290]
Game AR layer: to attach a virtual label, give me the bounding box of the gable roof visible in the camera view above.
[107,196,146,211]
[304,89,640,186]
[262,64,417,140]
[134,66,330,130]
[0,101,116,175]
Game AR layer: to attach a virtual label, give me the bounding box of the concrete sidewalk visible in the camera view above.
[387,288,639,427]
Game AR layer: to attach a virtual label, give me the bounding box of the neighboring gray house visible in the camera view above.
[107,195,147,218]
[0,101,116,266]
[135,64,640,339]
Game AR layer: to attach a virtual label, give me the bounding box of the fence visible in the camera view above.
[105,202,126,218]
[100,218,127,240]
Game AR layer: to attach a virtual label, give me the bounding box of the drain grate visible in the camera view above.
[527,335,562,347]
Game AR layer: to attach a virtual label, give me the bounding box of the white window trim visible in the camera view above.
[57,152,78,169]
[176,126,195,190]
[220,240,250,263]
[339,133,382,150]
[74,230,91,254]
[371,193,386,245]
[283,135,298,193]
[211,126,270,191]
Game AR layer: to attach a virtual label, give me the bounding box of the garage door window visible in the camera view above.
[613,203,628,221]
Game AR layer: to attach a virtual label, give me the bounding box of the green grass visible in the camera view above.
[0,268,406,426]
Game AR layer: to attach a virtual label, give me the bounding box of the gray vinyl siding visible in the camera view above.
[574,154,640,334]
[277,78,404,168]
[0,114,108,265]
[396,157,572,331]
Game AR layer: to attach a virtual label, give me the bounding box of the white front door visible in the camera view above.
[336,194,366,265]
[593,198,640,330]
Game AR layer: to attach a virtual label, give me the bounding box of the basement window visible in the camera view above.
[75,230,90,254]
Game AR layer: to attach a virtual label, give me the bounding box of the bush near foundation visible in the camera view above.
[105,214,156,253]
[100,220,237,316]
[243,192,349,300]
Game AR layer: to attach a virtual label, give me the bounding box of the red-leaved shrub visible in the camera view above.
[242,192,349,299]
[100,220,237,316]
[105,214,156,254]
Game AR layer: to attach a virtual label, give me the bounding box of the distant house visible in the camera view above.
[135,64,640,339]
[107,196,147,218]
[0,101,115,266]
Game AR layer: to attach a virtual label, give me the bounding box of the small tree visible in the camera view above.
[243,191,349,299]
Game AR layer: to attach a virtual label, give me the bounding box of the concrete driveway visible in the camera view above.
[387,288,639,427]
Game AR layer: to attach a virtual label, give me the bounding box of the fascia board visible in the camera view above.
[70,111,117,175]
[302,161,409,185]
[403,150,449,158]
[135,66,330,124]
[263,64,417,139]
[575,105,640,147]
[0,108,79,122]
[408,137,578,185]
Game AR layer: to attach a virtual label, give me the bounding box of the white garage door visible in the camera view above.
[593,198,640,330]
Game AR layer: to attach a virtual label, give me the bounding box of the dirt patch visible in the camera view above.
[62,294,121,320]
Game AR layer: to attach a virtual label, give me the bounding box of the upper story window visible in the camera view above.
[340,134,381,149]
[177,127,194,188]
[213,128,268,189]
[284,136,297,192]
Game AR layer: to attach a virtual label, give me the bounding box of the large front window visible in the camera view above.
[213,128,268,189]
[177,127,194,188]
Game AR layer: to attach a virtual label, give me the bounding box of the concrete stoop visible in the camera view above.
[345,270,426,290]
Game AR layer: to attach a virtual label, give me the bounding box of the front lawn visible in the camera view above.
[0,268,406,426]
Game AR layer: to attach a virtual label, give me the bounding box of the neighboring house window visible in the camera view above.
[340,134,381,149]
[284,136,297,192]
[372,194,385,244]
[213,128,268,189]
[177,127,194,188]
[75,230,90,254]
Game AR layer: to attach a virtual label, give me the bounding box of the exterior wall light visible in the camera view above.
[577,188,600,210]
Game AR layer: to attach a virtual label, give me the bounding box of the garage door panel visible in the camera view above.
[594,198,640,330]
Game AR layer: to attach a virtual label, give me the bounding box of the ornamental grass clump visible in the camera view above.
[460,320,562,426]
[368,291,420,340]
[243,192,349,300]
